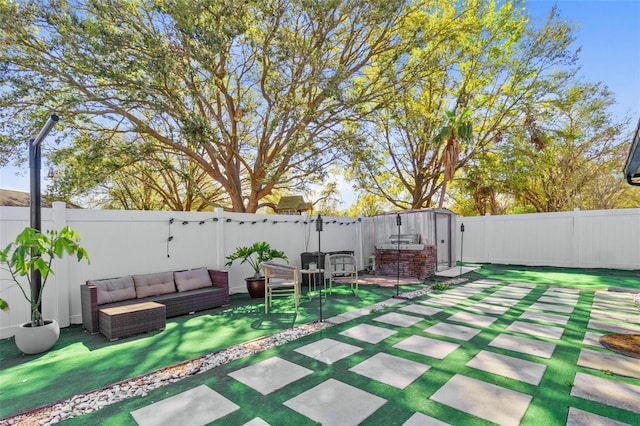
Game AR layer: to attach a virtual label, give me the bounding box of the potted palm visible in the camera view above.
[0,226,89,354]
[225,241,288,298]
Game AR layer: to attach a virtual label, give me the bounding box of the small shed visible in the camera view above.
[361,209,457,278]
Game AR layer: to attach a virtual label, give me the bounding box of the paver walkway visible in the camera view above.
[130,279,640,425]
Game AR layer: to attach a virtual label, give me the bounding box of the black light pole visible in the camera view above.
[29,114,59,318]
[459,223,465,277]
[316,214,323,322]
[396,213,401,297]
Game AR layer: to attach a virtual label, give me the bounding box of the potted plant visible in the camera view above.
[0,226,89,354]
[225,241,288,298]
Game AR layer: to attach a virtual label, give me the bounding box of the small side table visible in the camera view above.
[99,301,166,341]
[299,269,325,299]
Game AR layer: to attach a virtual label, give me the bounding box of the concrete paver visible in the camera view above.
[131,385,238,426]
[571,372,640,414]
[228,357,312,395]
[489,333,557,358]
[430,374,532,426]
[466,350,547,385]
[339,323,397,344]
[294,338,362,364]
[349,352,430,389]
[283,378,387,426]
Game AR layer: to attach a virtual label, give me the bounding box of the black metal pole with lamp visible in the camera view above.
[29,114,59,318]
[459,223,465,277]
[396,213,401,297]
[316,214,323,322]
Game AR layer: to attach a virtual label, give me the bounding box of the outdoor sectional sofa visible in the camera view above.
[81,267,229,337]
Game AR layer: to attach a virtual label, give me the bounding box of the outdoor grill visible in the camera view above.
[376,233,424,250]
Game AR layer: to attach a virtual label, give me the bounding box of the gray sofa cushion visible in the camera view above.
[133,271,176,298]
[89,276,136,305]
[174,268,212,292]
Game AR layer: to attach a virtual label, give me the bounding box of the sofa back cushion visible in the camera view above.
[133,271,176,298]
[89,276,136,305]
[174,268,213,292]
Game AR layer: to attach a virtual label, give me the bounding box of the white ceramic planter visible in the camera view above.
[15,320,60,355]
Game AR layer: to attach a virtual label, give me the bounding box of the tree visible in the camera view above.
[0,0,411,212]
[499,81,632,212]
[349,0,579,210]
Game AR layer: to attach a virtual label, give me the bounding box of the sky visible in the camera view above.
[2,0,639,208]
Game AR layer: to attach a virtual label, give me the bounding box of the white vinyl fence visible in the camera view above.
[0,204,362,338]
[1,205,638,338]
[455,208,640,270]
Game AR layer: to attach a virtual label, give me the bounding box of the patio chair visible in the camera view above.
[260,262,300,314]
[327,253,358,297]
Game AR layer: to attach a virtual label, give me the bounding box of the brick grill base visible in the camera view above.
[375,246,436,279]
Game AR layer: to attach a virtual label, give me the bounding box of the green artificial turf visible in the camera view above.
[0,284,416,419]
[65,280,640,425]
[468,263,640,291]
[1,264,638,422]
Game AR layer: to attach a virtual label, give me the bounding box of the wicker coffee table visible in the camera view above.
[99,302,166,341]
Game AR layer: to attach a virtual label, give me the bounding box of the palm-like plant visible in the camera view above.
[0,226,90,326]
[434,108,473,208]
[225,241,288,277]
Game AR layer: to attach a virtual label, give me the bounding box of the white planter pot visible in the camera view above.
[15,320,60,355]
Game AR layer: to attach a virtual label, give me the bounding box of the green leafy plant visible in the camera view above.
[432,283,450,292]
[0,226,90,326]
[225,241,288,277]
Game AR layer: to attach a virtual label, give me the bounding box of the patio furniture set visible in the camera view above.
[262,253,359,314]
[81,268,229,340]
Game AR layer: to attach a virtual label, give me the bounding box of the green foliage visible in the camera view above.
[0,227,90,326]
[225,241,288,276]
[431,283,450,292]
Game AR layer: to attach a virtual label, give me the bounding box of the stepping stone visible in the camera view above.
[507,321,565,339]
[571,372,640,414]
[445,311,497,328]
[228,357,312,395]
[470,279,501,286]
[590,309,640,324]
[506,282,536,289]
[295,338,362,364]
[400,304,442,317]
[403,412,451,425]
[467,303,510,315]
[543,290,579,299]
[430,374,532,426]
[594,292,634,302]
[577,348,640,379]
[340,324,397,344]
[450,287,484,294]
[489,333,556,359]
[284,378,386,426]
[503,285,533,292]
[545,287,580,294]
[374,312,424,327]
[588,319,640,334]
[480,297,519,307]
[425,322,482,341]
[420,298,460,308]
[582,331,605,348]
[490,291,527,300]
[529,302,574,313]
[131,385,239,426]
[393,335,460,359]
[443,292,472,300]
[243,419,270,426]
[519,311,570,325]
[566,407,632,426]
[538,296,578,306]
[591,302,639,314]
[466,350,547,385]
[349,352,430,389]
